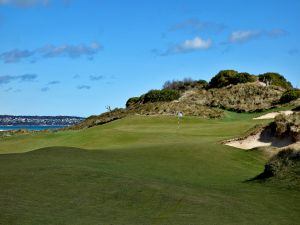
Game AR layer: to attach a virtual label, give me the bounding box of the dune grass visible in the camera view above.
[0,113,299,225]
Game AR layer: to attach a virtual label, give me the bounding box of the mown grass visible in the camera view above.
[0,112,300,225]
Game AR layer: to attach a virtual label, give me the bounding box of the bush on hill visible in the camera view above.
[209,70,256,88]
[163,78,208,92]
[280,89,300,104]
[143,89,180,103]
[125,89,181,109]
[258,72,293,90]
[126,97,141,108]
[232,72,257,84]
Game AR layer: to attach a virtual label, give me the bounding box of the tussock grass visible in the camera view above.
[181,83,285,112]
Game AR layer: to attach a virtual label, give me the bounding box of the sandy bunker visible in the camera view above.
[225,110,297,150]
[253,110,293,120]
[225,128,294,150]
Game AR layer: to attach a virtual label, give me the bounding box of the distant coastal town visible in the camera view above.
[0,115,84,126]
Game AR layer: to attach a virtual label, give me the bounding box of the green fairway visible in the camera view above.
[0,113,299,225]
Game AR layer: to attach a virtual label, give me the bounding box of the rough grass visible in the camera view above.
[180,83,285,112]
[0,113,300,224]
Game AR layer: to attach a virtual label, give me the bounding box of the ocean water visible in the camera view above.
[0,125,66,131]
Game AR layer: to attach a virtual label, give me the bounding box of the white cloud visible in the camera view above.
[39,42,102,59]
[181,37,212,50]
[229,30,260,43]
[162,36,212,56]
[229,29,287,43]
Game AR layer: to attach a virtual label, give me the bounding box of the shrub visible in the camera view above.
[163,78,208,92]
[143,89,180,103]
[208,70,256,88]
[280,89,300,103]
[258,72,293,90]
[126,97,141,108]
[233,72,256,84]
[261,148,300,180]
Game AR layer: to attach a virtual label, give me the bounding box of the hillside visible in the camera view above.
[72,70,297,130]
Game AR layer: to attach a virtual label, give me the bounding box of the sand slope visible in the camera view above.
[253,111,293,120]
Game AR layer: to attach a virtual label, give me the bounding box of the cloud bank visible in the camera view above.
[0,42,102,63]
[89,75,104,81]
[77,85,91,90]
[0,73,37,85]
[229,29,287,43]
[47,80,60,85]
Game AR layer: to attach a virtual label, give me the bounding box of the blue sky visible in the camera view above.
[0,0,299,116]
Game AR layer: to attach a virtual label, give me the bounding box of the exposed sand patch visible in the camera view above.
[257,81,267,87]
[253,111,293,120]
[225,128,294,150]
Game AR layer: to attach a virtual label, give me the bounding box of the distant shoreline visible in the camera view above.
[0,125,67,131]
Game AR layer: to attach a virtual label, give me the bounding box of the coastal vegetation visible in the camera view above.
[280,89,300,103]
[208,70,256,88]
[162,78,208,92]
[258,72,293,90]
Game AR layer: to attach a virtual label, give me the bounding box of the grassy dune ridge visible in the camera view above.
[0,112,300,224]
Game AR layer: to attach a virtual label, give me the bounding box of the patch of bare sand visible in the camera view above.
[225,128,294,150]
[253,111,293,120]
